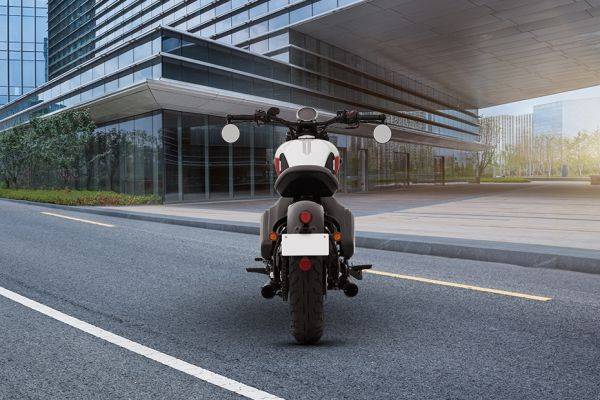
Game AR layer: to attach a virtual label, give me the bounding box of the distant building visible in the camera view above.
[484,114,533,175]
[0,0,48,106]
[533,98,600,138]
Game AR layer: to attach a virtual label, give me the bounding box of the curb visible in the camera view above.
[4,198,600,274]
[356,232,600,274]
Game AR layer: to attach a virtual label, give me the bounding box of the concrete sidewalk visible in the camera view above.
[107,181,600,251]
[7,182,597,272]
[87,181,600,272]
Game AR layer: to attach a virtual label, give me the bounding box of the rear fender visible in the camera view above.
[286,201,326,292]
[286,201,324,234]
[260,197,292,259]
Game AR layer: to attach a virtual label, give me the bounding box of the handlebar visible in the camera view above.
[226,108,387,140]
[356,112,386,123]
[227,114,256,122]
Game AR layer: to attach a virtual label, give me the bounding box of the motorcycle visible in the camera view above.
[221,107,391,344]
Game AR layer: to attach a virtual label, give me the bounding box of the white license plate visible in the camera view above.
[281,234,329,256]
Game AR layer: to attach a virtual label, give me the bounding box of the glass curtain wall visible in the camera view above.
[233,122,252,197]
[159,109,476,203]
[162,110,290,202]
[18,108,476,200]
[26,111,163,193]
[91,111,162,196]
[208,115,230,199]
[163,110,180,202]
[182,113,206,201]
[0,0,48,105]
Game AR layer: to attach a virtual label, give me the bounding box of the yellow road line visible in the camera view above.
[40,212,115,228]
[364,269,551,302]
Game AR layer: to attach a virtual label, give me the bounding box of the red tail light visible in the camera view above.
[274,157,281,175]
[299,257,312,272]
[299,210,312,225]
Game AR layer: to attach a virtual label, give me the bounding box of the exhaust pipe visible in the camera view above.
[261,282,277,299]
[343,282,358,297]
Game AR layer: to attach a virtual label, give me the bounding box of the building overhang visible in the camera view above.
[295,0,600,108]
[80,78,485,151]
[328,124,486,151]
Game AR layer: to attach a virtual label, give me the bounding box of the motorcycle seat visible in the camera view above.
[274,165,339,198]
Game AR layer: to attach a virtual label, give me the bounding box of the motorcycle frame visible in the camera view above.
[229,107,385,300]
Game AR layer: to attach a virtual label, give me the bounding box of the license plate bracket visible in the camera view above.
[281,234,329,256]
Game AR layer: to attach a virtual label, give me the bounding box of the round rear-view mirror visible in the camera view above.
[373,124,392,144]
[221,124,240,143]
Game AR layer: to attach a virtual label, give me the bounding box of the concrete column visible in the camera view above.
[204,120,210,200]
[250,127,255,198]
[177,113,183,202]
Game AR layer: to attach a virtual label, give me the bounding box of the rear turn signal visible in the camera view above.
[299,257,312,272]
[299,210,312,225]
[332,231,342,242]
[269,231,278,241]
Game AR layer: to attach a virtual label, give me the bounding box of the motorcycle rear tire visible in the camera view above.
[288,256,324,344]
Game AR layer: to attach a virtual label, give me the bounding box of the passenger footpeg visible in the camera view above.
[246,267,269,275]
[348,264,372,280]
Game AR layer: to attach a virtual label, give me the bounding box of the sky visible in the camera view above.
[480,84,600,117]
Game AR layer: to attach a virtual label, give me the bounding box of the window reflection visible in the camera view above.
[233,122,252,196]
[181,113,207,201]
[208,115,230,198]
[1,28,478,147]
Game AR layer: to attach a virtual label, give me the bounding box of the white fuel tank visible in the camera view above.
[274,136,340,172]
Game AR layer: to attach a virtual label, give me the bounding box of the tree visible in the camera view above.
[91,127,125,192]
[0,109,96,189]
[587,131,600,174]
[0,124,36,188]
[473,117,500,182]
[565,132,587,177]
[30,109,96,186]
[501,144,529,176]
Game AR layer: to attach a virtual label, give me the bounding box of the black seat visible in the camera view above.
[275,165,339,198]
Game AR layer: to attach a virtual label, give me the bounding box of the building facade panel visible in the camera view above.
[484,113,533,176]
[533,102,563,138]
[47,0,95,78]
[533,98,600,139]
[0,0,48,106]
[62,108,475,201]
[0,3,481,201]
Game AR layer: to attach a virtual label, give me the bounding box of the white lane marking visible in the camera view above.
[40,212,115,227]
[365,270,552,302]
[0,286,283,400]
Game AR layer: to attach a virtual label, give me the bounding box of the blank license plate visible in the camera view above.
[281,234,329,256]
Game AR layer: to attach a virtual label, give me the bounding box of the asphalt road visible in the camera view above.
[1,199,599,400]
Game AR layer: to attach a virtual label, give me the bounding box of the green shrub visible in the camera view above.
[480,177,531,183]
[0,189,160,206]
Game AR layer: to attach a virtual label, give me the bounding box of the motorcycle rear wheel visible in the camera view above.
[288,256,324,344]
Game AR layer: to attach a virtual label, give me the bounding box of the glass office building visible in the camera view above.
[0,0,48,106]
[533,98,600,139]
[533,102,563,138]
[0,1,482,202]
[47,0,94,79]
